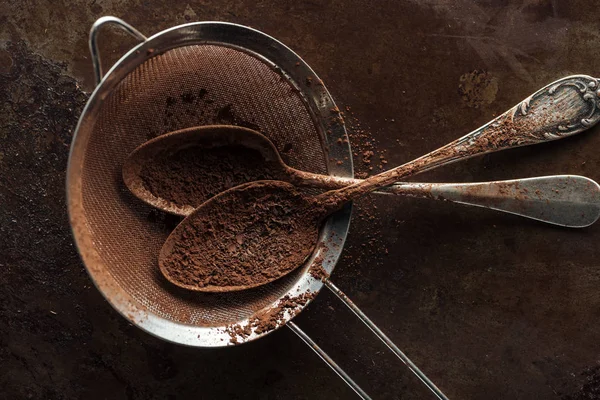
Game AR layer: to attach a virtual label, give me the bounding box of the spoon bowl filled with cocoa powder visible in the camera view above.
[159,181,324,291]
[123,126,283,216]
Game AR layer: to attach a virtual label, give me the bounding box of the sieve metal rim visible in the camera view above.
[67,20,354,347]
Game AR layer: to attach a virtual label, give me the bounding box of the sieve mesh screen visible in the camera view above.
[80,44,328,326]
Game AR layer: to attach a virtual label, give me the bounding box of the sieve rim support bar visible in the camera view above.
[89,16,147,86]
[287,321,372,400]
[324,279,450,400]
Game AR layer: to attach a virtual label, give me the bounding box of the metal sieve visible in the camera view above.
[67,17,447,399]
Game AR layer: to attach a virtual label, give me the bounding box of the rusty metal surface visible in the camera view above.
[2,1,600,399]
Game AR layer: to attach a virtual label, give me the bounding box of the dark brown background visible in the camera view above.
[1,1,600,399]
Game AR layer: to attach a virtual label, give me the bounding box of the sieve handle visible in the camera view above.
[89,16,147,86]
[324,279,450,400]
[287,322,372,399]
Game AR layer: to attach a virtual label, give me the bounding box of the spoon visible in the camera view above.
[123,126,600,227]
[160,74,600,292]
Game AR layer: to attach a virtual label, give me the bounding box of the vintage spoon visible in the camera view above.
[123,126,600,227]
[159,74,600,292]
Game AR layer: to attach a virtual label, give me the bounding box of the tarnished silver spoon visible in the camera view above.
[123,126,600,227]
[159,75,600,292]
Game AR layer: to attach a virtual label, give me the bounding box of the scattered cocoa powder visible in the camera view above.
[160,182,323,290]
[362,150,374,165]
[309,263,329,281]
[225,322,253,344]
[340,194,390,276]
[343,106,389,178]
[225,290,316,343]
[333,105,390,273]
[139,145,276,209]
[253,291,315,334]
[308,245,330,281]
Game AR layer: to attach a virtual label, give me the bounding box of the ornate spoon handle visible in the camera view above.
[438,74,600,161]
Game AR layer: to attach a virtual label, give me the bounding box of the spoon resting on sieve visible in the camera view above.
[159,74,600,292]
[123,126,600,227]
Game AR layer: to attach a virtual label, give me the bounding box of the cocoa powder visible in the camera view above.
[252,291,314,333]
[225,290,316,344]
[308,245,330,281]
[225,322,252,344]
[309,262,329,281]
[139,145,276,209]
[160,182,322,290]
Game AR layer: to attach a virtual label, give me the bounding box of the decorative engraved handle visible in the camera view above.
[454,74,600,150]
[417,74,600,170]
[318,75,600,209]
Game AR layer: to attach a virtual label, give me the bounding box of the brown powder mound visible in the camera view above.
[159,181,322,290]
[139,145,277,209]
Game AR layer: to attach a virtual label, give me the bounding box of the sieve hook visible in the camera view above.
[89,16,147,86]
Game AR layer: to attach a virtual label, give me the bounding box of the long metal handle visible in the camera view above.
[295,174,600,228]
[287,322,372,400]
[318,75,600,208]
[394,175,600,228]
[324,280,450,400]
[89,16,147,86]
